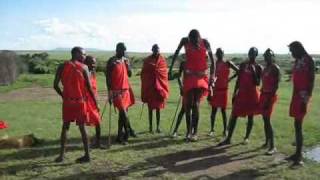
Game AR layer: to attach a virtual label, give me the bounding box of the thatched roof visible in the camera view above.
[0,50,19,86]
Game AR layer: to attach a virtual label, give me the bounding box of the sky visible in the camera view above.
[0,0,319,53]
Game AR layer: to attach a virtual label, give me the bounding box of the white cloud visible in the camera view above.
[10,0,320,53]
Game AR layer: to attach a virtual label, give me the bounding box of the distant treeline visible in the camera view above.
[15,51,320,75]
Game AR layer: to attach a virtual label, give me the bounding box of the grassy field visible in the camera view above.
[1,71,320,179]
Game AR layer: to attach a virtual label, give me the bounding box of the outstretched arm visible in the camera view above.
[227,60,239,82]
[227,60,239,73]
[53,64,64,98]
[169,38,186,79]
[203,39,215,77]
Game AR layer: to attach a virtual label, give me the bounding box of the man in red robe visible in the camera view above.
[84,55,102,148]
[207,48,238,137]
[141,44,169,133]
[105,42,135,145]
[53,47,98,163]
[259,48,280,155]
[169,29,215,141]
[287,41,314,166]
[218,47,262,146]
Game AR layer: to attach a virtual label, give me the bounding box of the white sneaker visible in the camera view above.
[172,132,178,138]
[243,138,249,145]
[266,148,277,155]
[208,131,215,137]
[191,135,198,141]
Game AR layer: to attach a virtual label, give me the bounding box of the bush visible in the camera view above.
[19,53,64,74]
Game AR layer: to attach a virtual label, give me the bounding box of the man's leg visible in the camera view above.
[218,115,237,146]
[76,123,90,163]
[244,115,254,142]
[121,109,130,143]
[185,93,193,139]
[117,112,124,142]
[293,119,303,165]
[127,117,137,137]
[210,107,218,135]
[91,124,101,148]
[55,122,70,162]
[156,108,161,133]
[221,108,227,136]
[191,89,201,139]
[148,107,153,133]
[262,116,269,147]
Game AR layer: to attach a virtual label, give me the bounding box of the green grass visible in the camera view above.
[1,73,320,179]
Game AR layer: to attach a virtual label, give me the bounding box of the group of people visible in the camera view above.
[53,29,315,167]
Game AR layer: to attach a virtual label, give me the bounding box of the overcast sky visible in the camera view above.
[0,0,319,53]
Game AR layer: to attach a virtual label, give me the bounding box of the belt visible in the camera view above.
[184,69,208,77]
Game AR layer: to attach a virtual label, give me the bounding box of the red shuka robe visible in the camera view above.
[141,55,169,109]
[209,60,230,109]
[232,62,260,117]
[0,120,8,129]
[259,65,278,117]
[61,61,88,124]
[183,39,209,102]
[86,73,101,126]
[289,55,313,120]
[110,59,135,110]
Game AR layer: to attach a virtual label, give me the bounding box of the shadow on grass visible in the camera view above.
[213,161,288,180]
[0,136,96,162]
[0,161,74,177]
[47,144,265,179]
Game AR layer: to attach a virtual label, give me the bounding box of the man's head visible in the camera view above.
[248,47,258,60]
[116,42,126,57]
[288,41,307,59]
[152,44,160,56]
[71,46,86,62]
[215,48,224,60]
[188,29,201,46]
[84,55,97,71]
[263,48,275,64]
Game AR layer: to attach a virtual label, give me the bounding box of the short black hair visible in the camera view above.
[116,42,126,51]
[263,48,275,57]
[71,46,83,56]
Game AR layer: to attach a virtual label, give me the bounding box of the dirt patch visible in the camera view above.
[0,87,144,104]
[0,86,58,102]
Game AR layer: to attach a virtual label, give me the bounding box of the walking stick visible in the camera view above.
[100,100,108,120]
[139,103,145,121]
[169,96,182,135]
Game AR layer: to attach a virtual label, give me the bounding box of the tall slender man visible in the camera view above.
[219,47,262,146]
[105,43,135,145]
[169,29,215,141]
[54,47,98,163]
[287,41,314,166]
[208,48,238,137]
[141,44,169,133]
[259,49,280,155]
